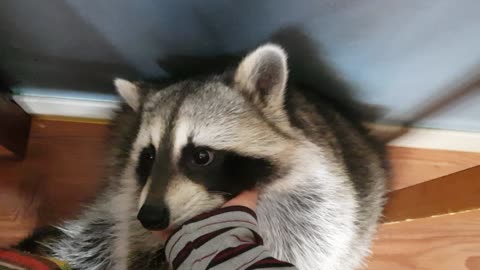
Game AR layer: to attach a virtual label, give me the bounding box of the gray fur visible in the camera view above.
[23,44,387,270]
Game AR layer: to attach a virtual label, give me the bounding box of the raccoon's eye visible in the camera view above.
[136,144,156,185]
[191,148,214,166]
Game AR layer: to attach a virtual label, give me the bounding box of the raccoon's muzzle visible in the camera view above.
[137,203,170,230]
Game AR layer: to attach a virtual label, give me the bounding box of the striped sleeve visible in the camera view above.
[164,206,297,270]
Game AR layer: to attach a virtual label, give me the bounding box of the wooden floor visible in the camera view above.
[0,118,109,246]
[368,209,480,270]
[1,118,479,269]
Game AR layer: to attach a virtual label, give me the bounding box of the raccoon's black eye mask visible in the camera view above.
[179,143,274,198]
[135,143,274,198]
[136,144,156,186]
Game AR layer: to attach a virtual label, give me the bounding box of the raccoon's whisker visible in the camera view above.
[180,194,203,209]
[172,202,203,221]
[209,190,232,197]
[170,198,207,224]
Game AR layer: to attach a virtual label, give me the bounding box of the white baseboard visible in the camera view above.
[13,95,120,120]
[13,95,480,152]
[389,128,480,152]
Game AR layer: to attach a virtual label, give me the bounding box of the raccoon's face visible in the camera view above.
[115,44,293,231]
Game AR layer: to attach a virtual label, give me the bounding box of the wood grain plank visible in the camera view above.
[367,209,480,270]
[0,186,36,247]
[0,119,109,247]
[383,165,480,223]
[388,147,480,191]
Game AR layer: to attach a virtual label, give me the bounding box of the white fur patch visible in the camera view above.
[165,178,225,227]
[133,123,151,153]
[172,119,190,161]
[137,178,152,210]
[150,117,163,149]
[257,143,358,270]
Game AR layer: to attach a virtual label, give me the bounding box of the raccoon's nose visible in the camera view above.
[137,204,170,230]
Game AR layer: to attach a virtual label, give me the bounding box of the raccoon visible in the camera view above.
[19,44,388,270]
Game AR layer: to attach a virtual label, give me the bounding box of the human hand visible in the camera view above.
[222,189,258,210]
[154,189,258,241]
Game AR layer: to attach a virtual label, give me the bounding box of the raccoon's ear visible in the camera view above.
[234,44,288,110]
[114,78,140,111]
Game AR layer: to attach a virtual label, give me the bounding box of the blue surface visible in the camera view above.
[2,0,480,131]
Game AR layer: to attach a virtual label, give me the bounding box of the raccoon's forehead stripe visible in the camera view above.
[156,85,192,152]
[139,81,198,165]
[150,118,163,148]
[172,120,190,161]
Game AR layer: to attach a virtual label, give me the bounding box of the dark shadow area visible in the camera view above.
[0,0,138,93]
[156,25,480,132]
[269,26,381,122]
[156,26,381,123]
[2,51,136,93]
[0,68,15,94]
